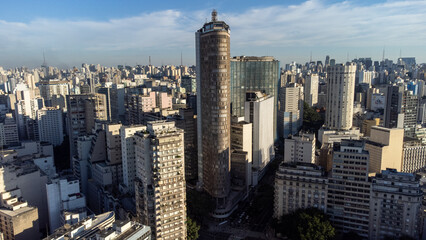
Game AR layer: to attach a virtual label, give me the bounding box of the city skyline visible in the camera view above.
[1,0,426,68]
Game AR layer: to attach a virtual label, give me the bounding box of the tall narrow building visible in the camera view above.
[304,73,319,107]
[134,121,186,240]
[325,63,356,130]
[196,10,231,207]
[278,83,303,139]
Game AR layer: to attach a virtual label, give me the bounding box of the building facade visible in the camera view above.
[278,83,303,139]
[230,56,280,140]
[134,121,186,240]
[325,63,356,130]
[402,139,426,173]
[274,162,328,219]
[196,11,232,207]
[244,91,275,185]
[384,85,419,138]
[37,107,64,146]
[327,140,371,237]
[304,73,319,107]
[365,126,404,174]
[369,169,422,240]
[284,133,316,164]
[120,125,147,193]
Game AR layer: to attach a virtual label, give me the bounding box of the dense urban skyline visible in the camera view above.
[1,0,426,68]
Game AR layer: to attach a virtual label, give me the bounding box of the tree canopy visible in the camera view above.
[276,208,335,240]
[302,102,323,132]
[187,217,200,240]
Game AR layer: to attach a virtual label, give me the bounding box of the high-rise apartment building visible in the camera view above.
[245,91,275,185]
[369,169,422,240]
[327,140,370,237]
[325,63,356,130]
[126,91,156,125]
[38,79,69,109]
[278,83,303,139]
[37,107,64,146]
[0,113,19,147]
[365,126,404,174]
[230,56,280,140]
[274,162,328,219]
[134,121,186,240]
[196,11,231,206]
[384,85,419,138]
[67,93,107,165]
[304,73,319,107]
[120,125,146,193]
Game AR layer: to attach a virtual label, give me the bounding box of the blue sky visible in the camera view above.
[0,0,425,68]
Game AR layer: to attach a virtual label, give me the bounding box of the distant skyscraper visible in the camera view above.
[196,11,231,205]
[304,73,319,107]
[325,63,356,130]
[230,56,280,139]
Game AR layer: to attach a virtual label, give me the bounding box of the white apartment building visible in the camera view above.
[245,92,275,185]
[325,63,356,130]
[120,125,146,193]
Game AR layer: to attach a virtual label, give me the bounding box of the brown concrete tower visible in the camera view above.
[196,10,231,208]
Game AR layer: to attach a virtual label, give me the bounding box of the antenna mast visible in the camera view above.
[212,9,217,22]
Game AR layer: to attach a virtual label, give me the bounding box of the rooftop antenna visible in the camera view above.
[149,56,151,66]
[382,47,385,61]
[212,9,217,22]
[180,51,183,66]
[347,52,349,62]
[399,49,402,58]
[42,51,47,67]
[310,51,312,63]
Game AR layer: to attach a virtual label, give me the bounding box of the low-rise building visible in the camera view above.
[274,162,327,219]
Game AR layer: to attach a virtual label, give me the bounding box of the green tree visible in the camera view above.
[187,217,200,240]
[303,102,321,122]
[277,208,335,240]
[302,101,323,132]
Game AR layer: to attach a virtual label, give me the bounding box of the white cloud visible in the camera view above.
[0,0,426,67]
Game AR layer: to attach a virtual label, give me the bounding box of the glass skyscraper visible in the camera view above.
[230,56,280,139]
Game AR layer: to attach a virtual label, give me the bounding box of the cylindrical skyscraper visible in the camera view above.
[325,63,356,130]
[196,10,231,205]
